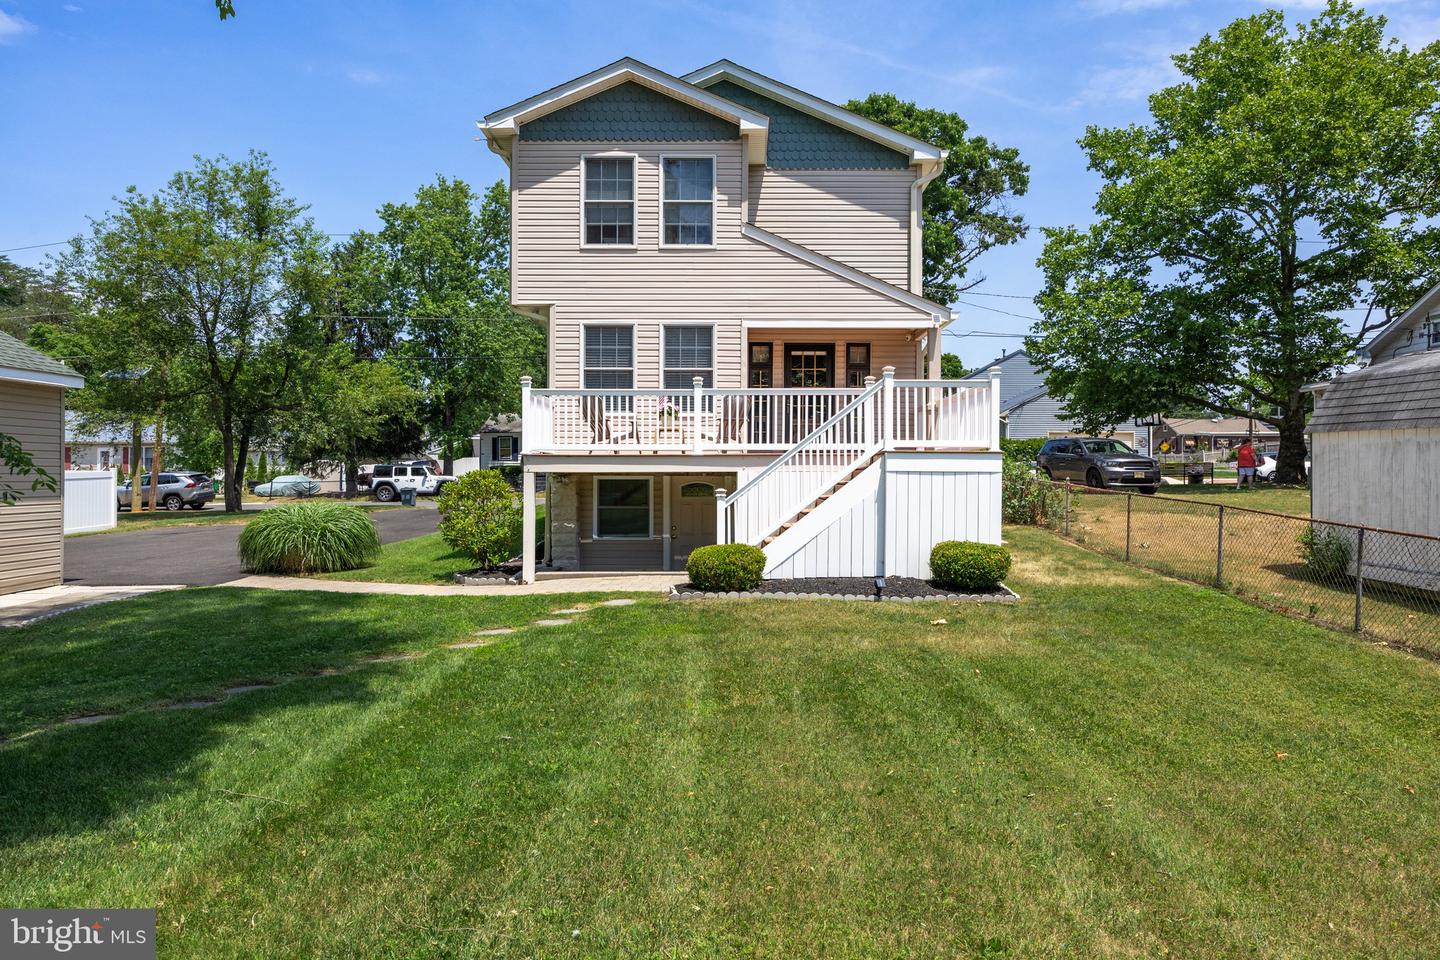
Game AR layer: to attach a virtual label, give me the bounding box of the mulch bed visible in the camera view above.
[671,576,1018,603]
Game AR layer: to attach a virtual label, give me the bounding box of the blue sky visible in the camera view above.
[2,0,1437,368]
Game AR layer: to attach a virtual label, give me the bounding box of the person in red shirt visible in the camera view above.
[1236,438,1258,490]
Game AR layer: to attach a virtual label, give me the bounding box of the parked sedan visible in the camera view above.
[253,475,322,497]
[1036,437,1161,493]
[118,472,216,511]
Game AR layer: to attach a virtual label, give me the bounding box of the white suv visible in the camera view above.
[369,463,456,502]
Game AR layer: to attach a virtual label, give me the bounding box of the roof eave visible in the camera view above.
[682,59,947,173]
[0,365,84,390]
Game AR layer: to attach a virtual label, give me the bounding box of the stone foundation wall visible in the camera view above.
[546,473,580,569]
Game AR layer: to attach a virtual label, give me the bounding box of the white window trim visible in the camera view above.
[592,475,653,540]
[581,323,637,389]
[662,322,716,389]
[497,436,516,462]
[580,152,638,250]
[658,154,717,250]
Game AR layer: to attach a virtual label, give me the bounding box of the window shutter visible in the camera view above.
[491,437,500,462]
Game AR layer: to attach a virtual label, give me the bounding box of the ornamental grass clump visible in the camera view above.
[929,541,1012,591]
[687,544,767,592]
[238,502,381,574]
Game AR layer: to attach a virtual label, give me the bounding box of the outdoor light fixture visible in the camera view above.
[874,576,885,600]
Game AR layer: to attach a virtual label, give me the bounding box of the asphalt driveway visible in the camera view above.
[63,506,441,587]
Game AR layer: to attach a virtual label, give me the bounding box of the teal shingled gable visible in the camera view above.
[518,81,740,142]
[705,80,910,170]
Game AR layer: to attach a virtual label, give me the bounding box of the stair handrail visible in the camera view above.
[718,372,887,545]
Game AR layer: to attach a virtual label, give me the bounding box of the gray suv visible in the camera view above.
[1036,438,1160,493]
[118,472,216,511]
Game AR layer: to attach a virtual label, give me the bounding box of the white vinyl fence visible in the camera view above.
[63,469,117,534]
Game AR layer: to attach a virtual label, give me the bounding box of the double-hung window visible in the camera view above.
[661,157,714,246]
[662,325,714,388]
[583,156,635,246]
[583,326,634,388]
[594,477,651,539]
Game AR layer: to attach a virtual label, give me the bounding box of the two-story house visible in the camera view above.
[481,59,1003,583]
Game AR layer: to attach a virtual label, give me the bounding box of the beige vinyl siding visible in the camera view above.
[0,380,64,595]
[746,167,913,288]
[513,139,933,389]
[746,327,922,383]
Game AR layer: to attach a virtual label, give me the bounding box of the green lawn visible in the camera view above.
[3,527,1437,957]
[1153,483,1311,516]
[324,505,546,583]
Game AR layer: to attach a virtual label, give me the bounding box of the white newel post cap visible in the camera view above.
[864,375,876,387]
[520,376,532,387]
[692,376,703,386]
[987,366,1001,379]
[882,365,896,378]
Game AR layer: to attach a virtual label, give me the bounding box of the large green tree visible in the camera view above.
[1028,1,1440,482]
[377,177,544,472]
[57,152,328,510]
[846,95,1029,304]
[0,256,76,340]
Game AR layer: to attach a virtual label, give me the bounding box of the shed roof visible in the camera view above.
[1308,350,1440,434]
[0,331,84,389]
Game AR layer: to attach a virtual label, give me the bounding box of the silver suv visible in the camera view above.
[118,472,217,511]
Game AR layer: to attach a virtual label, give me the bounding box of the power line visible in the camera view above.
[954,298,1045,323]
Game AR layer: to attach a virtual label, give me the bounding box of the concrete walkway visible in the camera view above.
[219,573,686,596]
[0,584,184,628]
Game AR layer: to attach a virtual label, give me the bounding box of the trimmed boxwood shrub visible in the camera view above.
[929,541,1012,591]
[238,502,381,574]
[687,543,767,592]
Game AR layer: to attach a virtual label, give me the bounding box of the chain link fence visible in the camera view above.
[1045,481,1440,656]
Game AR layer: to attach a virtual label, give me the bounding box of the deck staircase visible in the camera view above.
[758,452,884,548]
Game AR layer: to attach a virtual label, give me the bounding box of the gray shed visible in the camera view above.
[1308,350,1440,589]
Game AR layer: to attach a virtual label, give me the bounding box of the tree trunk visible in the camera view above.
[221,420,242,512]
[344,458,359,499]
[441,404,456,475]
[129,420,144,513]
[150,414,166,512]
[1274,395,1309,485]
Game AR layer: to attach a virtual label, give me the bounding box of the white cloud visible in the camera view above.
[0,9,35,43]
[347,68,383,85]
[1074,35,1183,105]
[63,4,83,12]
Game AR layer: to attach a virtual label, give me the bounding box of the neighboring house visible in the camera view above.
[63,415,156,473]
[1363,280,1440,364]
[472,415,523,468]
[1155,417,1280,457]
[1308,289,1440,586]
[959,350,1142,451]
[481,58,1004,583]
[0,332,84,596]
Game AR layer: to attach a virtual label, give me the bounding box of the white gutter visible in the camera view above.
[909,155,947,297]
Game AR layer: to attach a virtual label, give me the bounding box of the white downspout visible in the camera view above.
[909,154,947,297]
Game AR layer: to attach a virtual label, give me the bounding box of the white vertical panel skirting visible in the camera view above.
[762,451,1002,579]
[62,469,117,535]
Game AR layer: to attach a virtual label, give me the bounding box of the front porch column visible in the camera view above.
[522,467,537,583]
[662,476,673,569]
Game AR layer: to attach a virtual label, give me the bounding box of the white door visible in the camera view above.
[670,476,721,569]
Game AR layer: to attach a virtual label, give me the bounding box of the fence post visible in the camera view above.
[714,487,729,545]
[1353,527,1366,634]
[692,376,704,454]
[1125,494,1133,562]
[1063,480,1072,537]
[1215,504,1225,588]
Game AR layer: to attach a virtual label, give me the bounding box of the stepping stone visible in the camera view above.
[447,639,492,649]
[531,618,573,627]
[474,627,515,636]
[365,652,422,663]
[166,700,221,710]
[65,713,117,725]
[223,683,276,696]
[552,608,585,615]
[599,599,636,607]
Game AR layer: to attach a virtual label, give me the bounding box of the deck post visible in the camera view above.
[988,366,1002,452]
[864,375,877,446]
[692,376,704,454]
[519,376,532,453]
[881,366,895,451]
[521,467,536,584]
[714,488,729,545]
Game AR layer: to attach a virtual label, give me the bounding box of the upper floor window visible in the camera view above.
[661,157,714,246]
[582,156,635,246]
[1428,314,1440,349]
[663,325,714,388]
[583,326,634,388]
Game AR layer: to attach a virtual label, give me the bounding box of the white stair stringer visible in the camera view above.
[762,457,884,579]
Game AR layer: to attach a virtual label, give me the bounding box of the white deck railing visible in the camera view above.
[520,368,1000,456]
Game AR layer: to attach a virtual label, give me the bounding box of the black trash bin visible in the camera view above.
[400,488,417,506]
